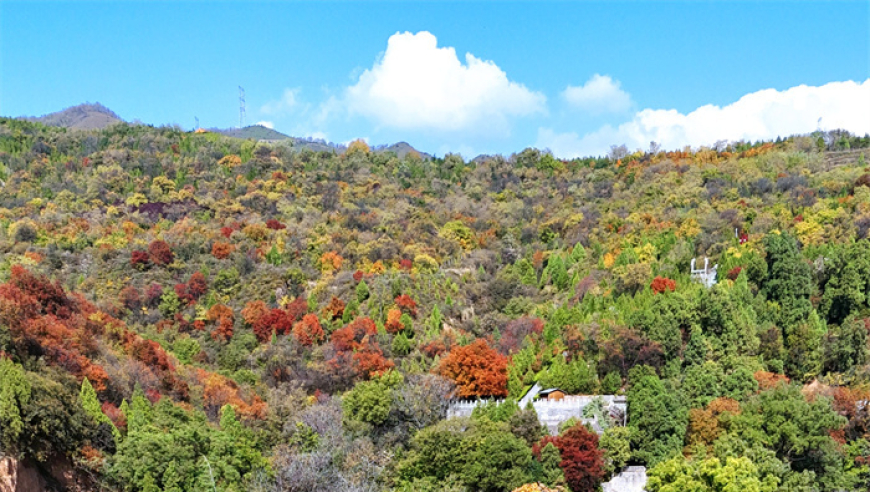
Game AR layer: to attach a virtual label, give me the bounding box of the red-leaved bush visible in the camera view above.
[650,276,676,294]
[148,240,174,266]
[727,266,743,281]
[130,250,151,270]
[533,423,605,492]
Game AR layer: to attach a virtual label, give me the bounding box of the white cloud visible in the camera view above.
[562,74,632,114]
[539,79,870,158]
[255,121,274,129]
[260,89,299,115]
[345,31,546,135]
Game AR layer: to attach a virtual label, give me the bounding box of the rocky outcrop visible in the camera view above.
[0,457,50,492]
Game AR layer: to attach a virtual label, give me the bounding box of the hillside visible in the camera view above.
[213,124,293,141]
[25,102,124,130]
[0,117,869,491]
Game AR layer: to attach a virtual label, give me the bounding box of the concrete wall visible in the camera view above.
[602,466,647,492]
[447,395,627,435]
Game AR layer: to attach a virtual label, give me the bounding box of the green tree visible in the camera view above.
[539,356,595,395]
[762,232,813,329]
[599,426,631,477]
[80,377,119,440]
[162,461,184,492]
[539,442,567,488]
[356,280,371,303]
[682,361,724,408]
[343,370,403,426]
[463,431,532,492]
[627,366,688,466]
[0,359,31,452]
[729,384,849,488]
[820,241,870,325]
[127,385,154,434]
[647,455,774,492]
[601,371,622,395]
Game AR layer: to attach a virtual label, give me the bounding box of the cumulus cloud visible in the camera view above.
[255,121,274,129]
[562,74,632,114]
[260,89,299,115]
[539,79,870,158]
[345,31,546,135]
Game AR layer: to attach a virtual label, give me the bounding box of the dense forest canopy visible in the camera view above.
[1,117,870,491]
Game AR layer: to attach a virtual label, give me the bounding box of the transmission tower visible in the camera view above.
[195,116,199,130]
[239,86,246,129]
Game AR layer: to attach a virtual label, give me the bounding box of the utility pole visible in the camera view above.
[239,86,246,129]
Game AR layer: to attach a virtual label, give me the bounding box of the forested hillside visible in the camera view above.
[1,117,869,492]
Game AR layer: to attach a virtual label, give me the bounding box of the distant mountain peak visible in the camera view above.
[26,102,124,130]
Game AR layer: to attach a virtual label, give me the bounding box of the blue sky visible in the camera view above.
[2,1,868,157]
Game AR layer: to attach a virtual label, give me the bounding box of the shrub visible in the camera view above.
[147,240,174,266]
[211,241,235,260]
[650,276,676,294]
[130,250,151,270]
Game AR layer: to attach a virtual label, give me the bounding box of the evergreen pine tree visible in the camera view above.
[540,442,567,487]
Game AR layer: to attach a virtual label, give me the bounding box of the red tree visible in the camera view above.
[726,266,743,281]
[265,219,286,230]
[497,316,544,354]
[144,283,163,308]
[650,276,676,294]
[148,240,174,266]
[212,241,235,259]
[329,316,393,379]
[394,294,418,317]
[384,308,405,333]
[439,339,508,397]
[207,304,234,342]
[119,286,141,311]
[534,423,605,492]
[253,308,294,343]
[285,297,308,323]
[599,328,665,377]
[293,314,325,346]
[332,317,378,351]
[323,296,346,321]
[130,250,151,270]
[187,272,207,299]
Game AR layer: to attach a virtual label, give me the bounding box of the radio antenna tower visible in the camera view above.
[195,116,200,130]
[238,86,246,129]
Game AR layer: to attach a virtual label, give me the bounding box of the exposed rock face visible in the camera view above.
[0,457,50,492]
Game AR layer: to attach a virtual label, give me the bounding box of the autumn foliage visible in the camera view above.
[292,313,324,346]
[394,294,418,317]
[211,241,235,259]
[650,276,676,294]
[439,339,508,397]
[207,304,235,342]
[330,317,394,378]
[686,397,741,450]
[385,308,405,333]
[754,370,790,390]
[130,250,151,270]
[533,423,605,491]
[0,265,190,399]
[320,251,343,272]
[147,239,174,266]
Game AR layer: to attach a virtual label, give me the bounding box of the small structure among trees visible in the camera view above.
[690,257,718,288]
